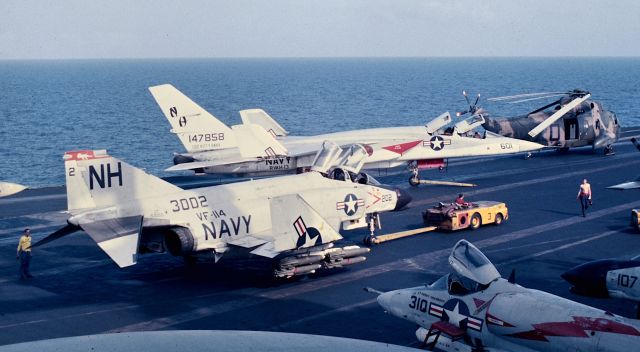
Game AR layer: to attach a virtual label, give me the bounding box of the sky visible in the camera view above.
[1,0,639,59]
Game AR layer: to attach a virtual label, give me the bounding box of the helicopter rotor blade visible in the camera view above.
[488,91,569,102]
[473,93,480,107]
[506,93,569,104]
[463,90,471,107]
[528,94,591,138]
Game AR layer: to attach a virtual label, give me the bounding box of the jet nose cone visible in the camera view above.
[519,140,544,152]
[394,187,412,211]
[562,261,610,297]
[377,291,394,311]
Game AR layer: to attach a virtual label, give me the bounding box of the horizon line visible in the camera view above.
[1,55,639,62]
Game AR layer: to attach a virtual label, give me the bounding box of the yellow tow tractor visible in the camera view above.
[366,201,508,245]
[423,201,508,231]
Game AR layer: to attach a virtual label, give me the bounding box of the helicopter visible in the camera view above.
[455,89,620,156]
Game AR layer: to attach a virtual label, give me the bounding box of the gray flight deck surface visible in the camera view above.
[2,128,640,348]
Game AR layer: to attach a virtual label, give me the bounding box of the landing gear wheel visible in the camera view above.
[524,152,532,160]
[470,213,482,230]
[494,213,504,226]
[604,145,615,156]
[183,255,198,267]
[409,176,420,187]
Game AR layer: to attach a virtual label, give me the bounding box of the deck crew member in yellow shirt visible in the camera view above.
[16,228,34,280]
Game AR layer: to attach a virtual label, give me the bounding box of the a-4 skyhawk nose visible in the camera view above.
[377,291,394,312]
[377,290,407,318]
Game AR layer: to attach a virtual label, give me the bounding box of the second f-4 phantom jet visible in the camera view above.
[149,84,543,184]
[33,143,410,278]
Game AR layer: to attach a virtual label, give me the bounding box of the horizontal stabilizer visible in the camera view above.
[30,224,81,249]
[81,215,143,267]
[240,109,289,137]
[251,194,342,258]
[231,124,288,158]
[166,157,259,171]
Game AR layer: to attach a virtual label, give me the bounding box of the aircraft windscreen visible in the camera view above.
[452,242,492,269]
[428,274,448,290]
[448,240,500,286]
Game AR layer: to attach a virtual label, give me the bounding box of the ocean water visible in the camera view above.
[1,58,639,187]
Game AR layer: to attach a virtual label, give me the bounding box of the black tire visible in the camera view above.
[494,213,504,226]
[409,176,420,187]
[470,213,482,230]
[183,255,198,267]
[363,236,376,246]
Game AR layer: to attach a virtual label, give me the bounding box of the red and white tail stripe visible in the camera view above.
[64,150,110,161]
[264,147,277,157]
[293,216,307,238]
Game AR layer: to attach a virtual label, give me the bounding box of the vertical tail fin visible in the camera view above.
[148,84,238,152]
[64,150,181,212]
[239,109,289,137]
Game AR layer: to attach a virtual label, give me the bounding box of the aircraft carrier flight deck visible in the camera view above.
[2,128,640,348]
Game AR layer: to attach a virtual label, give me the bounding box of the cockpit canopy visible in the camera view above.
[311,140,376,185]
[454,114,486,135]
[337,144,369,174]
[310,141,343,173]
[448,240,500,286]
[425,112,453,134]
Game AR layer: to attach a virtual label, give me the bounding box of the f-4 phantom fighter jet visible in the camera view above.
[149,84,542,185]
[473,89,620,155]
[370,240,640,352]
[563,259,640,318]
[33,142,410,278]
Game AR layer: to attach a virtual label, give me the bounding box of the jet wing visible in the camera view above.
[226,235,269,248]
[285,142,378,158]
[250,194,342,258]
